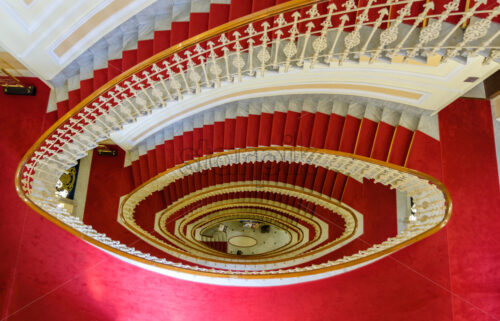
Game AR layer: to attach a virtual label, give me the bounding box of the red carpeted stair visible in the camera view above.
[44,0,498,131]
[79,95,444,267]
[126,96,434,206]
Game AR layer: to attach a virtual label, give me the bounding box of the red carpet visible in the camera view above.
[439,98,500,321]
[1,81,499,320]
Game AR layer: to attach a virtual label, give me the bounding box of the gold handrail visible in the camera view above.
[16,146,452,279]
[15,0,326,201]
[14,0,454,280]
[14,0,323,228]
[115,146,452,278]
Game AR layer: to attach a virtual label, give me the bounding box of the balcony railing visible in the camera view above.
[116,147,451,274]
[16,0,494,282]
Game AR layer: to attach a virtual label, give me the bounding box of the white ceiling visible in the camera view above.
[0,0,156,81]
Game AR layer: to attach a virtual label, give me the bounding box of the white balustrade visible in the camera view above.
[19,0,468,277]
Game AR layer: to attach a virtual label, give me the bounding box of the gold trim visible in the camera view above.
[15,0,452,278]
[369,121,381,158]
[385,125,398,162]
[341,115,366,201]
[403,131,416,167]
[422,0,430,28]
[462,0,471,29]
[54,0,144,57]
[0,52,28,72]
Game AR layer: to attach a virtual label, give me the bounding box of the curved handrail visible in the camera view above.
[17,0,500,200]
[16,0,322,175]
[15,0,324,233]
[117,147,453,276]
[18,0,499,280]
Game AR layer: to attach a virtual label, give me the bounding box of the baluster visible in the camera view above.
[87,104,113,131]
[150,83,165,107]
[325,14,349,64]
[63,124,83,139]
[85,120,107,139]
[136,84,155,113]
[193,44,210,87]
[340,0,375,65]
[122,82,145,115]
[185,50,201,94]
[311,3,336,67]
[245,23,257,76]
[215,34,231,82]
[160,62,181,99]
[273,14,287,67]
[283,11,301,72]
[71,129,94,148]
[370,2,411,63]
[69,133,91,151]
[142,70,163,106]
[386,3,433,60]
[173,53,192,93]
[297,5,320,67]
[359,9,389,59]
[429,0,486,58]
[156,74,174,100]
[133,73,155,108]
[53,130,74,150]
[207,41,222,87]
[443,3,500,62]
[105,112,123,130]
[257,22,271,77]
[67,117,84,135]
[405,0,460,62]
[78,123,100,143]
[298,22,315,67]
[106,102,127,123]
[232,31,245,82]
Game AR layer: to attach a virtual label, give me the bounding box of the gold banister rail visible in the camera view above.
[16,0,500,195]
[19,0,500,283]
[21,0,322,146]
[15,0,325,199]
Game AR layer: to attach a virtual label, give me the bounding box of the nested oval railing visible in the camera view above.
[15,0,497,281]
[117,147,451,274]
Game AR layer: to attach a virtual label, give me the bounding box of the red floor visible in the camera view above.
[0,81,499,321]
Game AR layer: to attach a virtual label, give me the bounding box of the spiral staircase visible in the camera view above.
[13,0,500,287]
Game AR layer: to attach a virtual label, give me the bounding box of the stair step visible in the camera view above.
[126,96,434,205]
[48,0,486,127]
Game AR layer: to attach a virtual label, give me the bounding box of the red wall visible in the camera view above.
[1,81,498,321]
